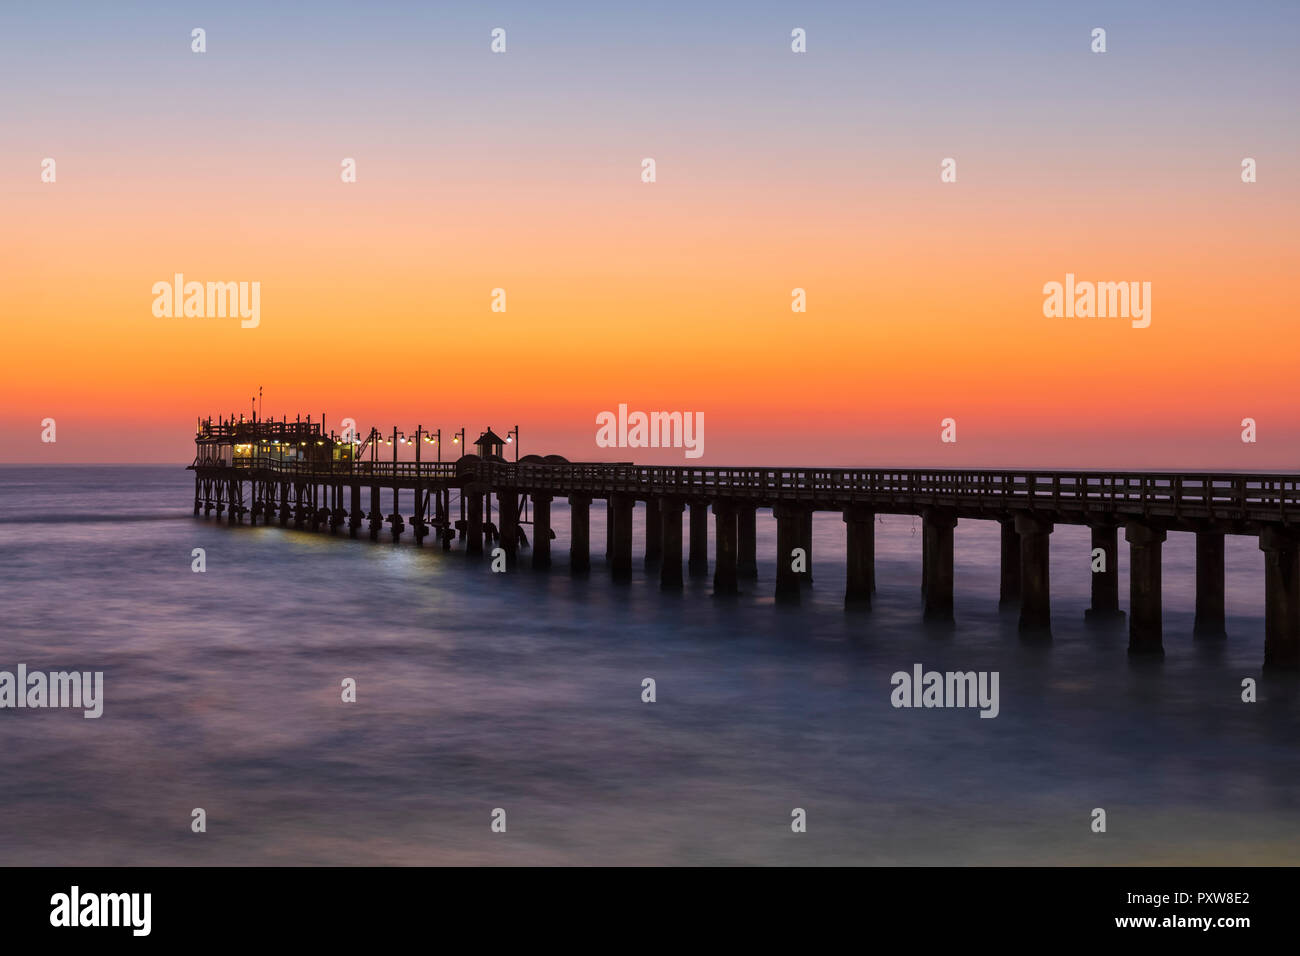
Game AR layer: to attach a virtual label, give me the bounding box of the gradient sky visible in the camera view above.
[2,0,1297,467]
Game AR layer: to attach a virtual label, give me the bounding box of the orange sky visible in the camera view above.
[4,167,1295,468]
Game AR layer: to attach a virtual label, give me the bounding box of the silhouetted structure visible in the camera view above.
[189,414,1300,670]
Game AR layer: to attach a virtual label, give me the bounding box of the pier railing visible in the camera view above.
[207,456,1300,523]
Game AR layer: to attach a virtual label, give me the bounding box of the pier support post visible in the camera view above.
[412,486,426,546]
[921,522,928,596]
[1015,514,1053,635]
[368,486,381,541]
[532,495,552,570]
[713,500,739,595]
[349,485,361,539]
[606,499,614,560]
[1126,522,1166,656]
[227,481,239,526]
[439,488,452,551]
[1261,527,1300,670]
[498,490,519,569]
[569,494,591,574]
[318,485,327,532]
[801,509,814,586]
[644,498,662,568]
[331,485,345,535]
[1085,522,1124,623]
[737,504,758,580]
[1194,530,1227,638]
[660,499,685,590]
[689,501,709,578]
[999,519,1020,605]
[390,488,403,543]
[843,505,875,609]
[923,509,957,622]
[466,491,483,556]
[773,503,804,603]
[610,494,634,581]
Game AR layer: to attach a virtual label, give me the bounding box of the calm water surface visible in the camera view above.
[0,465,1296,865]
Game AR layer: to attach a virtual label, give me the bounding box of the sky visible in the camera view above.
[2,0,1297,467]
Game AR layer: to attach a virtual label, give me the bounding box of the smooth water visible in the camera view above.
[0,465,1296,865]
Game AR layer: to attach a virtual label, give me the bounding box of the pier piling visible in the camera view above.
[843,505,874,609]
[498,490,519,569]
[689,502,709,578]
[610,494,634,581]
[644,498,662,568]
[999,518,1020,606]
[532,494,552,570]
[1126,522,1166,655]
[1016,515,1053,636]
[713,501,739,595]
[773,504,803,603]
[660,499,685,590]
[466,491,483,556]
[1194,530,1227,638]
[569,494,591,573]
[1261,527,1300,670]
[1085,522,1124,623]
[922,510,957,622]
[737,504,758,580]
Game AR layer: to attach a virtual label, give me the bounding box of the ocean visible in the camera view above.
[0,465,1296,865]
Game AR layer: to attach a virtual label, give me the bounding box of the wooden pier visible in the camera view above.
[189,415,1300,669]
